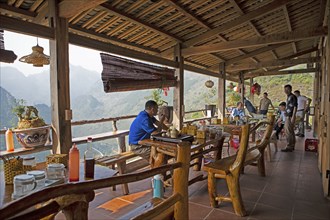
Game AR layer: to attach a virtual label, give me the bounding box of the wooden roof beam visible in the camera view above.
[184,0,295,47]
[0,3,37,20]
[245,68,317,78]
[163,0,226,62]
[279,47,319,60]
[182,26,327,56]
[59,0,107,18]
[100,2,183,43]
[227,57,320,72]
[283,5,297,54]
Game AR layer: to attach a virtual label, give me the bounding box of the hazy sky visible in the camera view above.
[1,31,103,76]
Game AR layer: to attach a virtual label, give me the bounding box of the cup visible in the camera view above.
[27,170,46,189]
[46,163,67,180]
[12,174,37,198]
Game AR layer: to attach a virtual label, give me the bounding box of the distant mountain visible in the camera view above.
[0,87,17,128]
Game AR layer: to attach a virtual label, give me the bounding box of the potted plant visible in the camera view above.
[12,102,50,148]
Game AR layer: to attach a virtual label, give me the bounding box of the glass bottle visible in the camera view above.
[84,137,103,179]
[5,128,14,152]
[69,143,79,182]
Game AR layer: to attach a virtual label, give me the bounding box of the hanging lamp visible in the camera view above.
[19,38,50,67]
[205,79,214,88]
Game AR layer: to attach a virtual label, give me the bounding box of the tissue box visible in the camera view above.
[46,154,68,167]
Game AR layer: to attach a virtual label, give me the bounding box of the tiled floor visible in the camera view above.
[56,132,330,220]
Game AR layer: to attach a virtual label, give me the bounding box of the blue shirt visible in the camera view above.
[129,111,157,145]
[231,108,245,119]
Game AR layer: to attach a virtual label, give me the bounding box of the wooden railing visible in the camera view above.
[0,109,213,158]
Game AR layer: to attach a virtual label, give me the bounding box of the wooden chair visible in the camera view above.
[245,115,275,176]
[203,124,250,217]
[0,142,191,220]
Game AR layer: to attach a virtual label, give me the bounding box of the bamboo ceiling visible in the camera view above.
[0,0,327,79]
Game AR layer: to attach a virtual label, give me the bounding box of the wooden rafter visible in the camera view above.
[29,0,43,12]
[182,27,327,56]
[245,68,317,78]
[226,57,320,72]
[59,0,107,18]
[283,5,297,54]
[279,47,319,60]
[183,0,294,47]
[0,3,37,19]
[100,2,182,43]
[33,0,48,25]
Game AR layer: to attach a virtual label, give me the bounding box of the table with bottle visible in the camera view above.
[0,137,117,207]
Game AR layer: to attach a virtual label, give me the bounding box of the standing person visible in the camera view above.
[281,85,298,152]
[294,90,311,137]
[259,92,275,115]
[274,102,286,140]
[129,100,168,161]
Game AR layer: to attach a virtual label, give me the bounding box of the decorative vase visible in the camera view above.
[13,125,51,148]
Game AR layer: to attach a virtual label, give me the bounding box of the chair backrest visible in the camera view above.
[249,115,275,152]
[229,124,250,175]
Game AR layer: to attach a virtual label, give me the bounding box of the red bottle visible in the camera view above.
[69,143,79,182]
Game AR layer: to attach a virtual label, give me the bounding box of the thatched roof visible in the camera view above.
[0,0,326,79]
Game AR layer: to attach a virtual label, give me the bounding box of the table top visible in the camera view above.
[0,161,117,207]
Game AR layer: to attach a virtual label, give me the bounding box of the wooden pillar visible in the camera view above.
[218,62,226,120]
[49,0,72,154]
[323,6,330,196]
[249,78,254,104]
[173,44,184,130]
[173,142,190,220]
[239,72,245,103]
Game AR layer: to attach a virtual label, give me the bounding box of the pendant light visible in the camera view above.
[19,38,50,67]
[205,79,214,88]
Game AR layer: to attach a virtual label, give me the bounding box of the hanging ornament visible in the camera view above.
[19,38,50,67]
[251,83,261,95]
[205,80,214,88]
[163,87,170,96]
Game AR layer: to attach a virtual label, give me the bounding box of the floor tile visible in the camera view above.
[250,204,292,220]
[188,202,212,220]
[293,200,330,219]
[258,192,294,211]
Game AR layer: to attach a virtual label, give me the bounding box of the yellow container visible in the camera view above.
[181,126,188,134]
[187,129,197,136]
[223,117,229,124]
[196,130,206,139]
[211,118,221,125]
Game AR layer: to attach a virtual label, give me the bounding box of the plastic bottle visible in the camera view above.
[5,128,14,152]
[152,174,164,198]
[69,143,79,182]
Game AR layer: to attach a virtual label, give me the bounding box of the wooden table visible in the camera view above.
[139,133,229,185]
[0,162,117,207]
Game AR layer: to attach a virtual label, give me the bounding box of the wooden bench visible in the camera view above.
[96,151,150,195]
[0,142,191,220]
[203,124,250,217]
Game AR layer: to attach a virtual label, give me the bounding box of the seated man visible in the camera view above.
[129,100,168,161]
[231,101,245,120]
[274,102,286,139]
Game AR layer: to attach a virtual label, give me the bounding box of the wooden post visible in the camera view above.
[239,72,245,103]
[249,78,254,104]
[173,142,190,220]
[218,62,226,120]
[49,0,72,154]
[173,44,184,130]
[323,6,330,196]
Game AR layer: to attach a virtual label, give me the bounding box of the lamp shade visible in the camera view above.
[205,80,214,88]
[19,44,50,67]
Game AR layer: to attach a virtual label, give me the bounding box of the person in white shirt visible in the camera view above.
[294,90,311,137]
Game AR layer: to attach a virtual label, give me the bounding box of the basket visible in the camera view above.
[4,157,25,184]
[46,154,68,167]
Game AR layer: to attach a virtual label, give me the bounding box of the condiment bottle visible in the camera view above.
[84,137,95,179]
[5,128,14,152]
[69,143,79,182]
[83,138,103,179]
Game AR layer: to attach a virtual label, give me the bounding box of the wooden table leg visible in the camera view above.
[215,138,225,160]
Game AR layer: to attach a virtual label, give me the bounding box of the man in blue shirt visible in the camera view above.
[231,101,245,120]
[129,100,168,160]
